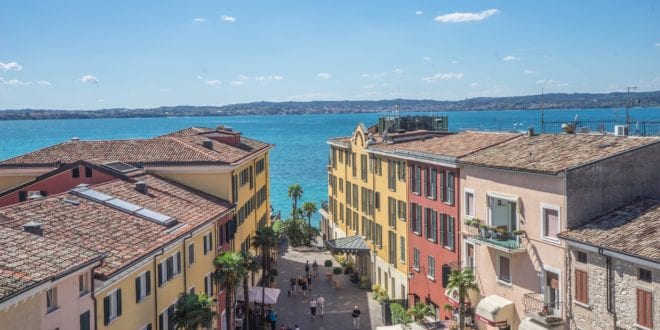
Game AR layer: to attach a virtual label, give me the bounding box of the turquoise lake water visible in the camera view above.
[0,108,658,226]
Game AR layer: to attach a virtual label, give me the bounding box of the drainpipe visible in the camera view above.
[153,248,165,327]
[565,248,573,328]
[91,257,105,330]
[182,233,192,292]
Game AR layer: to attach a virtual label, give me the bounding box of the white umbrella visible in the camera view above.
[248,287,281,305]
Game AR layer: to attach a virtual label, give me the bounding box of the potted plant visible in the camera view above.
[479,224,489,237]
[512,229,526,236]
[495,226,509,240]
[324,259,333,267]
[333,267,343,275]
[488,225,498,238]
[464,219,474,227]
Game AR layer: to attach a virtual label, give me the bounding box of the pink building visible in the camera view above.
[457,133,660,330]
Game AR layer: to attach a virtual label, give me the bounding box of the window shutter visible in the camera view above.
[205,276,209,295]
[442,264,451,288]
[439,214,445,245]
[159,313,164,330]
[146,324,152,330]
[103,296,110,325]
[209,234,213,253]
[19,191,27,202]
[135,276,141,302]
[116,289,122,316]
[210,276,214,295]
[177,252,182,273]
[449,217,455,251]
[203,235,208,254]
[166,257,173,280]
[146,271,151,296]
[40,190,48,197]
[157,263,163,287]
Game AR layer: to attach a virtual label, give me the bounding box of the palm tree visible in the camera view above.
[301,201,318,242]
[171,292,216,330]
[240,252,257,330]
[408,302,434,324]
[281,218,308,247]
[214,252,247,330]
[251,227,279,284]
[447,269,479,330]
[287,184,303,217]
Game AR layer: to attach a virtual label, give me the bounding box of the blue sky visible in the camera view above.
[1,1,659,109]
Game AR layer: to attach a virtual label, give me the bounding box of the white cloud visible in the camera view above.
[416,10,424,16]
[536,79,556,85]
[421,72,464,83]
[79,75,99,84]
[536,79,569,88]
[0,61,22,71]
[655,43,660,47]
[193,17,206,23]
[36,80,51,86]
[205,80,222,86]
[523,69,535,75]
[469,82,480,88]
[393,68,403,74]
[0,77,29,86]
[451,60,459,64]
[221,15,236,22]
[423,57,432,62]
[317,73,332,79]
[435,9,499,23]
[229,80,246,86]
[237,74,249,80]
[255,75,284,81]
[196,75,204,80]
[502,55,520,61]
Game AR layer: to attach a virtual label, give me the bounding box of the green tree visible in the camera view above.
[287,184,303,217]
[301,201,318,241]
[171,292,216,330]
[447,269,479,330]
[281,218,309,246]
[408,302,435,324]
[214,252,247,330]
[251,227,279,283]
[240,252,257,330]
[390,303,412,328]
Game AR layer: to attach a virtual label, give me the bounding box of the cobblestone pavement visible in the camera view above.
[271,238,383,330]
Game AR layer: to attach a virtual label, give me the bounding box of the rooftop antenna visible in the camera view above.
[625,86,638,127]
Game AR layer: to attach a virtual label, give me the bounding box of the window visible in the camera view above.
[360,154,368,181]
[445,172,455,204]
[441,215,455,251]
[158,252,182,286]
[541,205,560,241]
[72,167,80,178]
[79,272,90,296]
[375,192,381,210]
[388,197,397,228]
[411,203,421,235]
[465,190,475,217]
[424,167,431,197]
[387,160,396,191]
[427,256,435,279]
[159,304,175,330]
[400,236,405,263]
[412,166,421,194]
[497,255,511,284]
[188,244,195,266]
[338,150,343,163]
[339,178,343,192]
[140,324,153,330]
[397,201,406,220]
[255,158,266,175]
[84,166,93,177]
[639,268,653,283]
[346,182,352,205]
[637,289,653,328]
[80,310,91,330]
[351,153,357,177]
[375,223,383,246]
[203,232,213,255]
[574,269,588,304]
[465,242,475,269]
[425,208,437,242]
[103,289,122,325]
[576,251,587,263]
[413,248,420,270]
[430,168,437,199]
[204,273,214,296]
[135,271,151,302]
[46,287,58,313]
[388,231,396,265]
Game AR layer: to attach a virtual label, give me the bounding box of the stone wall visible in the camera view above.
[569,248,660,329]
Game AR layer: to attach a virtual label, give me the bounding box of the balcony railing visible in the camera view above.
[522,293,564,326]
[464,224,525,253]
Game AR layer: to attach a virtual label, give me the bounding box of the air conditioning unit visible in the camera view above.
[614,125,628,136]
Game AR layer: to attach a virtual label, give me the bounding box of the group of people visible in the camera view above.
[289,260,320,298]
[308,294,325,319]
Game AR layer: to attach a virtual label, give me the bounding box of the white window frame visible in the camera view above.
[139,324,151,330]
[540,203,561,244]
[138,272,148,301]
[108,289,119,321]
[541,264,562,316]
[205,272,214,296]
[496,254,512,285]
[187,243,195,266]
[160,303,175,330]
[464,188,475,218]
[464,241,476,270]
[486,192,519,230]
[79,272,90,296]
[46,287,58,313]
[427,256,436,280]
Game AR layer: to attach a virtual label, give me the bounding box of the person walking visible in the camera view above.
[290,277,297,296]
[306,274,312,292]
[312,260,319,278]
[267,309,278,330]
[300,276,308,298]
[305,260,310,276]
[309,296,318,319]
[351,305,361,329]
[316,294,325,318]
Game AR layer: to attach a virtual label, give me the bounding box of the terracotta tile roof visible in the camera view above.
[558,199,660,263]
[459,134,660,175]
[371,131,521,158]
[0,127,271,167]
[0,226,102,302]
[0,173,232,278]
[159,127,215,137]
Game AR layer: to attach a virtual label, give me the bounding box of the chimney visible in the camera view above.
[527,127,535,137]
[218,125,233,132]
[135,181,148,194]
[23,221,43,236]
[71,137,80,142]
[202,139,213,150]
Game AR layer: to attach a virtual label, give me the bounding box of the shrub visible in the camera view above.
[333,267,342,275]
[390,303,412,326]
[335,254,348,267]
[324,259,332,267]
[359,276,371,290]
[344,259,354,274]
[371,284,389,303]
[269,268,278,276]
[408,302,435,323]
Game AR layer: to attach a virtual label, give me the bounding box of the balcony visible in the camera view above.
[464,224,526,254]
[522,293,564,326]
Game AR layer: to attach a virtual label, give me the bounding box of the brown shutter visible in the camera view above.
[575,270,588,303]
[637,289,653,328]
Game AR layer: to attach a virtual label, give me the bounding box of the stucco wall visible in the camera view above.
[0,292,42,330]
[569,249,660,330]
[566,142,660,229]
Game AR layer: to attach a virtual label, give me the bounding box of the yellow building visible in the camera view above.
[327,124,410,299]
[0,169,234,330]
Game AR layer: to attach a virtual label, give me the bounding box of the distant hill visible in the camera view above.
[2,90,660,120]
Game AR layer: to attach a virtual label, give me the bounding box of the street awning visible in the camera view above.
[237,287,281,305]
[519,317,563,330]
[476,295,514,326]
[325,235,371,254]
[445,287,479,307]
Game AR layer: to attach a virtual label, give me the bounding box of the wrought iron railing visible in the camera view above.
[464,224,524,250]
[522,293,564,325]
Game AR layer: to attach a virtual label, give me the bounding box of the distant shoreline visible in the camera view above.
[1,90,659,121]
